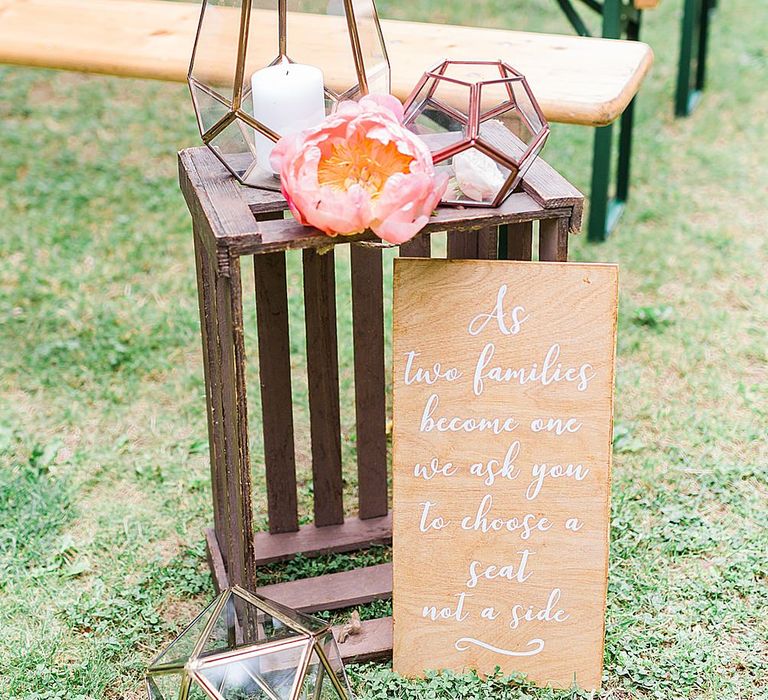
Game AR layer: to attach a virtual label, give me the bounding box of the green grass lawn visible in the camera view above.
[1,0,766,698]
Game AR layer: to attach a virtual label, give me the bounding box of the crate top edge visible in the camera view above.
[178,146,582,257]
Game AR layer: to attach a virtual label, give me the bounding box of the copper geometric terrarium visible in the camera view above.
[403,60,550,207]
[188,0,390,190]
[146,586,353,700]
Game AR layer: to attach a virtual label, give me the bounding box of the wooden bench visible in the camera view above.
[555,0,715,118]
[0,0,652,241]
[553,0,717,236]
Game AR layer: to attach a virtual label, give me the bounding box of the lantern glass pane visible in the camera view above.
[296,650,320,700]
[187,680,209,700]
[478,117,529,165]
[202,590,309,654]
[191,81,232,138]
[297,649,345,700]
[149,672,183,700]
[478,78,517,122]
[404,78,469,153]
[244,1,357,101]
[496,108,534,152]
[233,589,328,634]
[207,117,260,183]
[316,665,345,700]
[510,79,544,133]
[430,77,472,122]
[151,597,221,669]
[444,146,511,205]
[245,0,279,69]
[258,641,307,699]
[189,0,244,101]
[440,60,506,84]
[199,642,306,700]
[317,633,351,695]
[199,661,271,700]
[515,128,548,185]
[347,0,389,96]
[147,677,163,700]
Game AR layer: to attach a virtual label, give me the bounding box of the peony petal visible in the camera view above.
[369,171,447,244]
[359,94,405,123]
[300,184,373,236]
[272,94,446,240]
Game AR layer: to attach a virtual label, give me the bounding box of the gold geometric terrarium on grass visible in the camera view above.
[402,60,550,207]
[146,586,353,700]
[188,0,390,190]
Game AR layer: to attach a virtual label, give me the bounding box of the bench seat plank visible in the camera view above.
[0,0,652,126]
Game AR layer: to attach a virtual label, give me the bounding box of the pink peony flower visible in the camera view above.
[270,94,448,244]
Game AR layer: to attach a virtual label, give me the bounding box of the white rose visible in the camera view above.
[453,149,506,202]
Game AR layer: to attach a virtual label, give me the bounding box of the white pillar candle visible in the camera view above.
[250,61,326,176]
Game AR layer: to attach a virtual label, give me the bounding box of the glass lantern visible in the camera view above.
[146,586,354,700]
[188,0,389,190]
[402,60,550,208]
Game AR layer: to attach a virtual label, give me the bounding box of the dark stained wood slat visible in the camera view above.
[179,149,261,263]
[539,217,570,262]
[215,256,258,590]
[399,233,431,257]
[447,230,478,259]
[205,527,230,593]
[302,248,344,527]
[335,617,393,663]
[234,200,572,257]
[257,563,392,612]
[446,226,497,260]
[251,513,391,566]
[476,226,499,260]
[197,231,237,572]
[195,230,229,566]
[504,221,534,260]
[350,245,388,520]
[254,250,299,534]
[521,154,584,224]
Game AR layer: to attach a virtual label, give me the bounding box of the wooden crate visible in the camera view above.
[178,145,583,662]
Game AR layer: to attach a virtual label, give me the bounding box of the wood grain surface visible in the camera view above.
[0,0,653,126]
[391,259,618,690]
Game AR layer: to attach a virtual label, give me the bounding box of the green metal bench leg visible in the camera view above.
[676,0,715,117]
[695,0,716,95]
[588,106,635,243]
[586,0,638,241]
[555,0,642,240]
[588,124,614,242]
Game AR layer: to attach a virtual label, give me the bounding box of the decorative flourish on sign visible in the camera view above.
[454,637,545,657]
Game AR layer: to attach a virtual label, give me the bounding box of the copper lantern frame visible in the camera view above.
[188,0,390,189]
[403,59,551,208]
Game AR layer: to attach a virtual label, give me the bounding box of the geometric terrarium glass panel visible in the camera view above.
[146,587,353,700]
[188,0,390,190]
[403,59,550,207]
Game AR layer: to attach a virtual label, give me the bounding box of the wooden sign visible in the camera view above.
[392,259,618,690]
